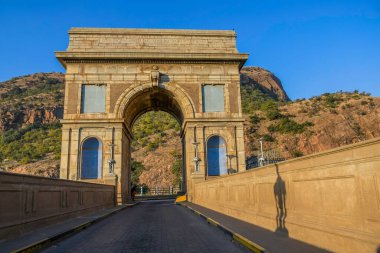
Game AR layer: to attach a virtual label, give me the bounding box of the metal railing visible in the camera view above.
[246,148,286,170]
[135,186,181,196]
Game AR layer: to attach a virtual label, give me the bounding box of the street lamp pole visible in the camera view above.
[226,154,236,174]
[108,143,116,175]
[258,137,265,167]
[192,141,200,172]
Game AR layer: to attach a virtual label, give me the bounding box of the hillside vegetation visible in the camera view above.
[0,69,379,187]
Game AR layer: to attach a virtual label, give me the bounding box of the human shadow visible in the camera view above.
[274,164,288,237]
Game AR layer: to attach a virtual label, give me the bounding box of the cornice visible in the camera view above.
[55,51,249,69]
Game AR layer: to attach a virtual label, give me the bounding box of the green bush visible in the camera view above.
[249,114,261,124]
[131,160,147,186]
[0,123,62,164]
[240,85,276,114]
[132,111,180,149]
[171,151,183,186]
[260,101,283,120]
[262,134,274,142]
[291,150,304,157]
[271,118,313,134]
[147,140,159,151]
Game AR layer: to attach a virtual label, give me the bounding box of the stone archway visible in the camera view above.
[56,28,248,204]
[117,82,194,193]
[114,81,196,121]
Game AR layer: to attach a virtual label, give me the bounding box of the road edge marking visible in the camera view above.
[177,202,268,253]
[11,204,134,253]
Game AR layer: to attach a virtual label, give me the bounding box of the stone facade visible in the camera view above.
[56,28,249,204]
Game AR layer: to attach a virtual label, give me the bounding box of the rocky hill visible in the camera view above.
[244,92,380,159]
[240,66,289,102]
[0,73,63,131]
[0,68,379,188]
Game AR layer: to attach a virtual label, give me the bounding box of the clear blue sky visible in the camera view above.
[0,0,379,99]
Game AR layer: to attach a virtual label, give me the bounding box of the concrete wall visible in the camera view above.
[0,172,115,239]
[191,137,380,253]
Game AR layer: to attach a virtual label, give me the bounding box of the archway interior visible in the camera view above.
[123,87,185,194]
[123,87,184,131]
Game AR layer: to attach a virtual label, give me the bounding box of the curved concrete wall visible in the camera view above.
[0,172,115,239]
[192,137,380,253]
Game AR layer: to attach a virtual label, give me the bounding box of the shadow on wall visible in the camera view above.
[274,164,288,237]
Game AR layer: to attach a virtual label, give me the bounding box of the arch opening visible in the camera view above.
[130,110,183,196]
[119,86,187,198]
[81,137,102,179]
[207,136,228,176]
[123,87,184,131]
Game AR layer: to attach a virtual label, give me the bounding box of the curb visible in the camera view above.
[12,203,138,253]
[178,202,267,253]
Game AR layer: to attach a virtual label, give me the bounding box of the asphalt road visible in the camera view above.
[42,200,249,253]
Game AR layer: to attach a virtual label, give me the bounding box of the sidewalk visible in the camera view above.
[180,202,330,253]
[0,204,136,253]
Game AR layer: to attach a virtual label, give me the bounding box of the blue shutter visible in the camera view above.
[207,136,227,176]
[81,138,102,179]
[202,85,224,112]
[81,85,106,113]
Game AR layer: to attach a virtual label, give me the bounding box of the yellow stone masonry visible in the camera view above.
[56,28,249,204]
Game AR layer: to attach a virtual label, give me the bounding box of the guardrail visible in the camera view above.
[135,186,181,196]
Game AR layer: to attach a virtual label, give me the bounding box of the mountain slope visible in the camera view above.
[0,70,379,187]
[244,92,380,159]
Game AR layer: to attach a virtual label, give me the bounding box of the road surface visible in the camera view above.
[42,200,249,253]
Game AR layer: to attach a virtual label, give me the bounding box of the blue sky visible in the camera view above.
[0,0,379,99]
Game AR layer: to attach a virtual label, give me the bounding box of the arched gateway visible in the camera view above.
[56,28,249,204]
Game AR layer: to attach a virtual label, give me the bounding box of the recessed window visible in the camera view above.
[207,135,227,176]
[81,84,106,113]
[81,137,102,179]
[202,84,224,112]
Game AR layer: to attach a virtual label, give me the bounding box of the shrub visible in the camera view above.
[0,123,62,164]
[261,101,283,120]
[249,114,261,124]
[271,117,313,134]
[131,160,147,185]
[240,85,276,114]
[291,150,304,158]
[147,140,159,151]
[262,134,274,142]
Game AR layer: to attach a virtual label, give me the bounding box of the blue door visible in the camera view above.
[207,136,227,176]
[81,138,102,179]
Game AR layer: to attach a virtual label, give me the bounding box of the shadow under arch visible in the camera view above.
[113,82,196,129]
[274,164,288,237]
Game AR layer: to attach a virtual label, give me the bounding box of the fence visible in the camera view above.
[135,186,181,196]
[246,148,286,169]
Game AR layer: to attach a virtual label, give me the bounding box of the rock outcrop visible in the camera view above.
[240,66,290,101]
